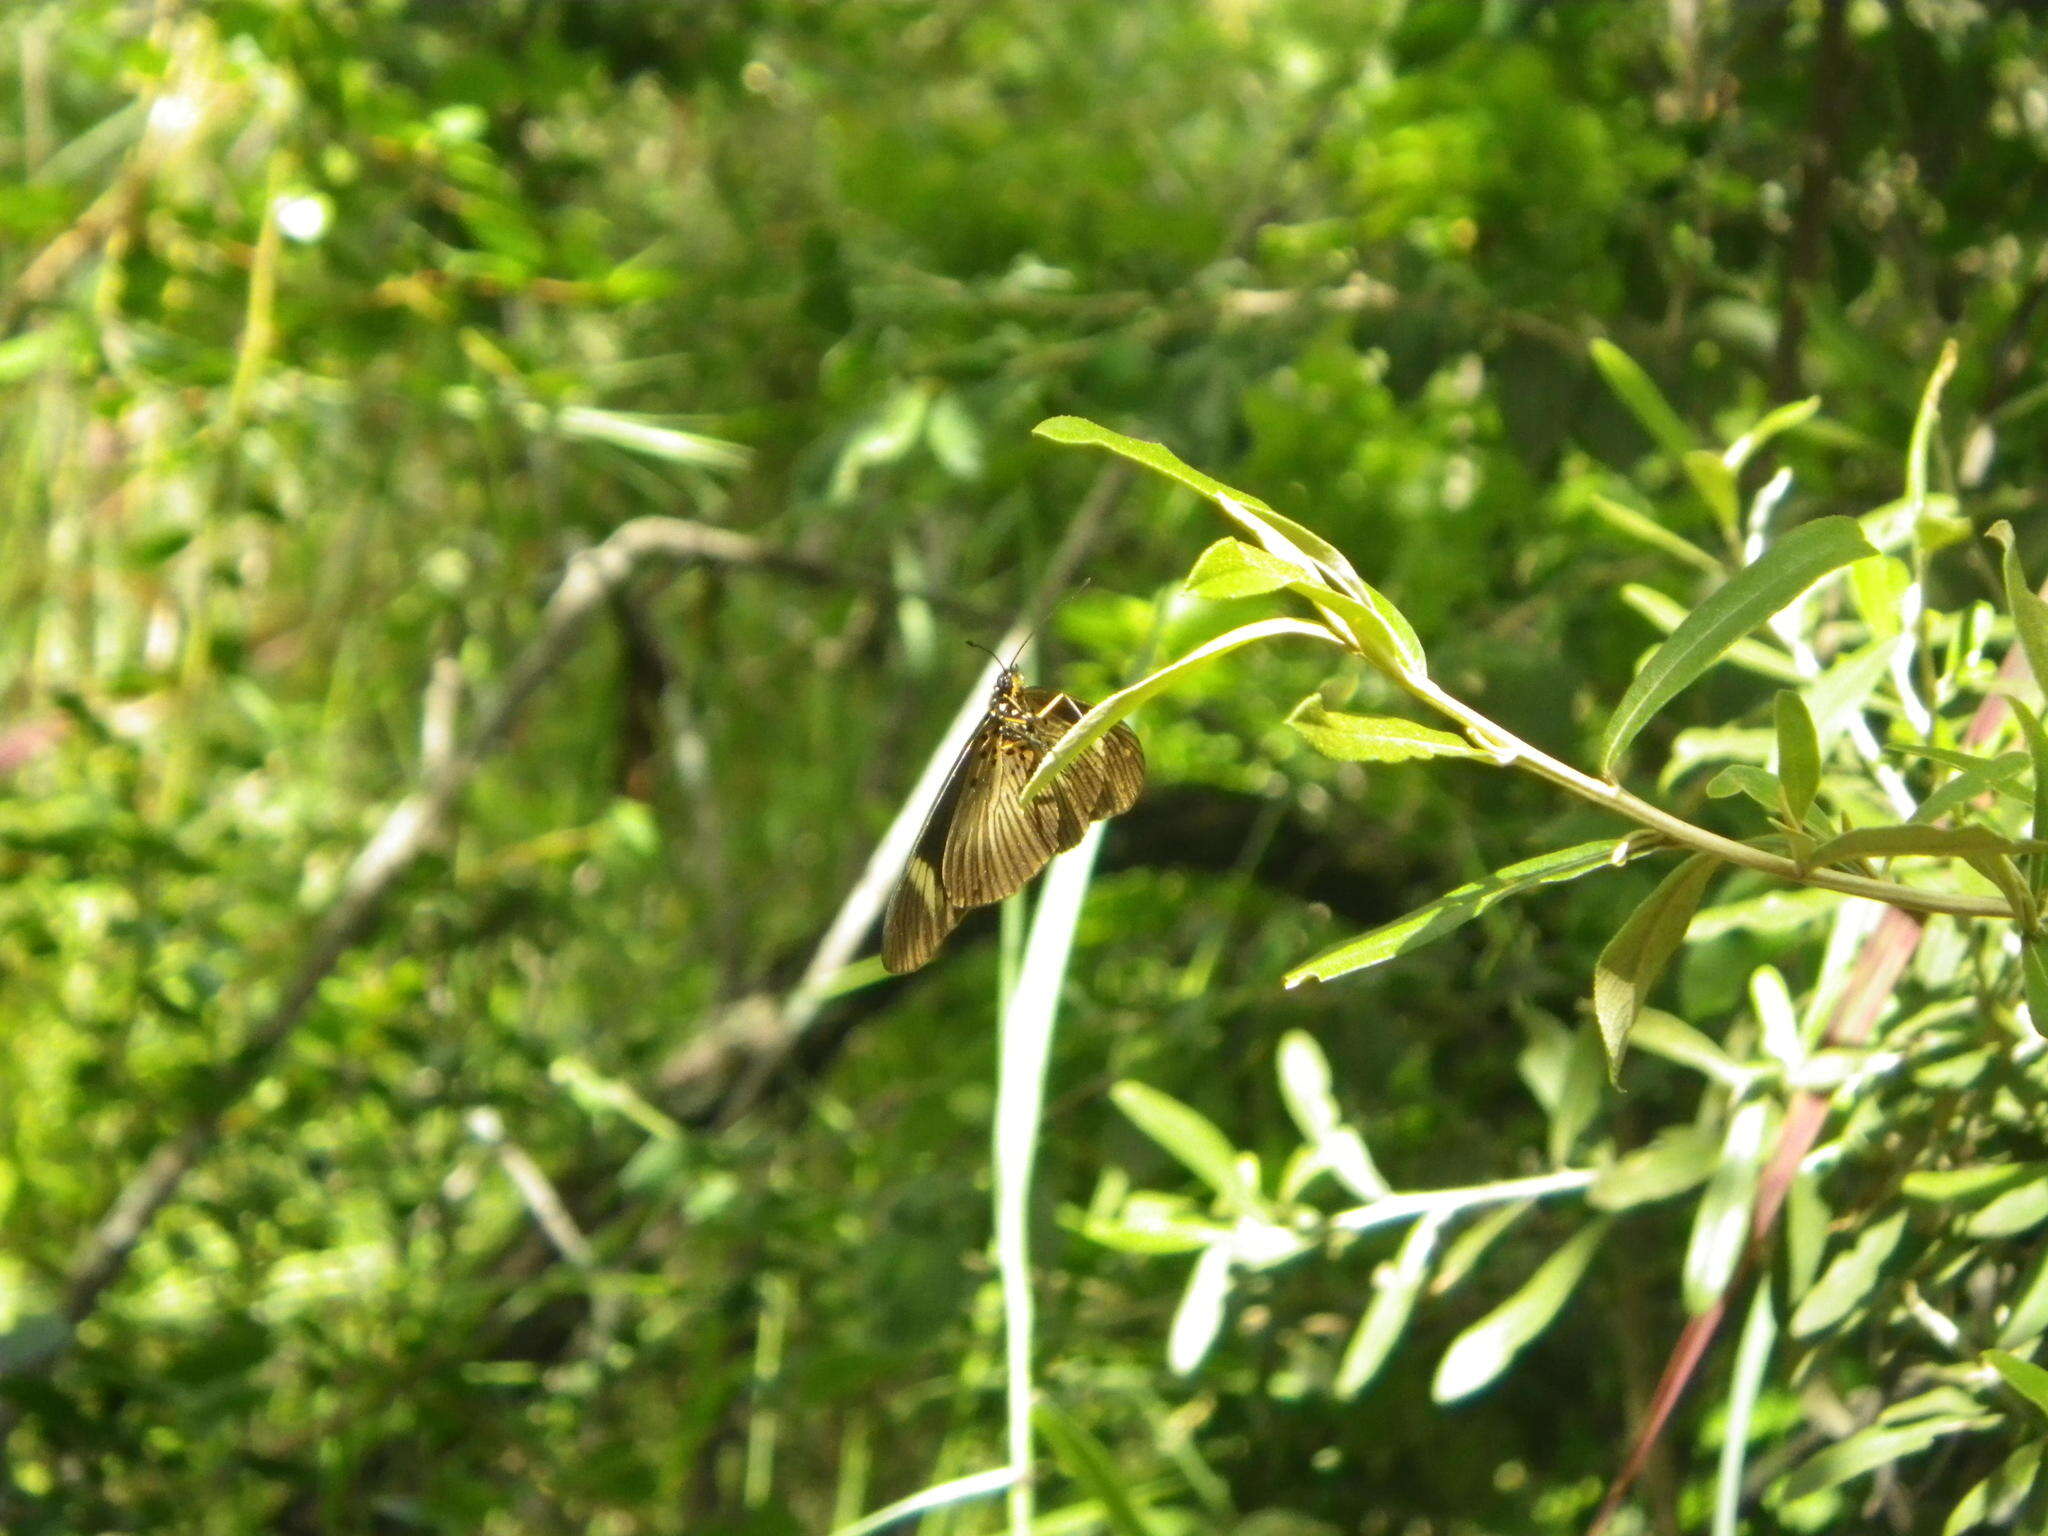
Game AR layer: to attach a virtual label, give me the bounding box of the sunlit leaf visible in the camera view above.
[1789,1210,1908,1338]
[1021,617,1340,805]
[1774,690,1820,826]
[1589,338,1696,463]
[1286,698,1478,764]
[1587,1125,1720,1211]
[1599,518,1878,775]
[1942,1439,2043,1536]
[1286,840,1625,986]
[1432,1218,1612,1403]
[1335,1215,1440,1399]
[1779,1415,1997,1502]
[1167,1245,1233,1375]
[1682,1097,1769,1314]
[1111,1082,1254,1211]
[1985,1349,2048,1423]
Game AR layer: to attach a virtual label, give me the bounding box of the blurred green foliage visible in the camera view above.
[4,1,2048,1532]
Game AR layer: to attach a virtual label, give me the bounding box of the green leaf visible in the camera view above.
[1774,690,1821,826]
[1714,1286,1779,1536]
[1705,763,1786,811]
[1989,520,2048,696]
[1587,1125,1720,1211]
[1184,537,1302,599]
[1285,840,1625,987]
[1587,494,1725,576]
[1682,448,1741,535]
[1599,517,1879,775]
[1682,1097,1769,1314]
[1906,342,1959,516]
[1020,617,1340,805]
[824,1467,1021,1536]
[1780,1415,1997,1503]
[1789,1210,1908,1337]
[1589,338,1696,463]
[1627,1009,1745,1085]
[1432,1218,1612,1403]
[1726,396,1822,472]
[1902,1162,2046,1203]
[2010,698,2048,890]
[1275,1030,1387,1200]
[1964,1177,2048,1239]
[1620,584,1805,685]
[1167,1245,1232,1375]
[1785,1170,1830,1304]
[1110,1083,1254,1212]
[1286,698,1479,764]
[1335,1215,1439,1399]
[1985,1349,2048,1423]
[1999,1238,2048,1348]
[1034,1400,1165,1536]
[1942,1439,2043,1536]
[1808,824,2041,869]
[1033,416,1367,597]
[1593,855,1717,1078]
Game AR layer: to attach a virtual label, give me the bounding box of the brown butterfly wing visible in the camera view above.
[881,740,978,974]
[938,728,1069,908]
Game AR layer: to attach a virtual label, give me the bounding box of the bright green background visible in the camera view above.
[4,2,2048,1532]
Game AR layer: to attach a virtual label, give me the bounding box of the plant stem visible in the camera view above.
[1405,679,2015,923]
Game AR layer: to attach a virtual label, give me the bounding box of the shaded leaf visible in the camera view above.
[1034,1400,1165,1536]
[1808,824,2040,869]
[1593,855,1717,1077]
[1942,1439,2043,1536]
[1774,690,1820,826]
[1589,338,1696,463]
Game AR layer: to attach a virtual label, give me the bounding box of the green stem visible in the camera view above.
[1405,678,2014,924]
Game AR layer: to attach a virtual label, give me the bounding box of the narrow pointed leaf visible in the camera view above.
[1593,855,1716,1077]
[1287,699,1478,763]
[1432,1218,1612,1403]
[1774,690,1821,825]
[1285,840,1625,986]
[1990,520,2048,693]
[1587,1125,1720,1211]
[1713,1287,1778,1536]
[1588,494,1725,575]
[1033,417,1368,598]
[1589,338,1696,462]
[1167,1245,1232,1375]
[1020,617,1338,804]
[1942,1439,2043,1536]
[1999,1241,2048,1348]
[1780,1415,1997,1502]
[1808,824,2041,869]
[1726,396,1822,471]
[1276,1030,1387,1200]
[1110,1082,1252,1210]
[1789,1210,1908,1337]
[1682,448,1741,533]
[1599,517,1878,775]
[1034,1401,1165,1536]
[1683,1096,1769,1313]
[1335,1215,1440,1399]
[1985,1349,2048,1422]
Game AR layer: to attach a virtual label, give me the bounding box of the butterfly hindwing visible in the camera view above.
[939,723,1067,908]
[881,669,1147,973]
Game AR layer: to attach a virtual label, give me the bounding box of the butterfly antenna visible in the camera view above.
[999,577,1094,668]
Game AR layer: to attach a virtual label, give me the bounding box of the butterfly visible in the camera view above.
[881,664,1145,973]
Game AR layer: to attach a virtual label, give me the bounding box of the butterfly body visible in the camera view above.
[882,667,1143,973]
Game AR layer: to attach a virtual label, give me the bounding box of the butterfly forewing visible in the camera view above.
[881,670,1146,973]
